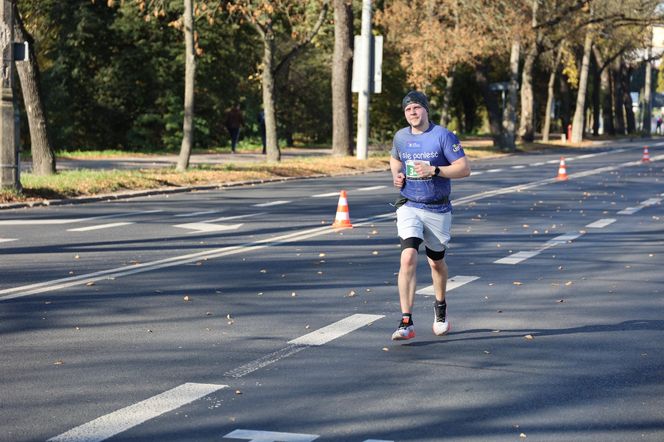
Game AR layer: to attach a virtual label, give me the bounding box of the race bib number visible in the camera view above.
[405,160,430,178]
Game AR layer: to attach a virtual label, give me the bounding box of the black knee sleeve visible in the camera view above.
[425,247,446,261]
[399,237,423,251]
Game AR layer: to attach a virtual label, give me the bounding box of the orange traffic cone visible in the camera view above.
[556,156,568,181]
[332,190,353,229]
[642,146,651,163]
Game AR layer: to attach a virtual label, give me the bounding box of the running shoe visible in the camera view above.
[433,301,450,336]
[391,318,416,341]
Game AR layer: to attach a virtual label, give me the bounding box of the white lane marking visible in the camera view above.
[532,162,546,166]
[206,212,265,223]
[0,210,163,226]
[586,218,616,228]
[357,185,386,192]
[471,170,484,176]
[0,238,17,243]
[312,191,340,198]
[289,314,384,346]
[67,222,134,232]
[545,232,584,246]
[546,159,561,164]
[618,207,641,215]
[511,165,526,169]
[253,200,290,207]
[224,344,308,379]
[486,168,503,173]
[494,250,542,265]
[174,223,243,233]
[224,430,318,442]
[495,231,584,265]
[416,275,480,296]
[576,153,598,159]
[225,314,384,378]
[48,383,227,442]
[618,197,661,215]
[0,213,394,301]
[173,210,219,218]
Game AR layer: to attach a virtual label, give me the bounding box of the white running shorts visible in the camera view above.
[396,205,452,252]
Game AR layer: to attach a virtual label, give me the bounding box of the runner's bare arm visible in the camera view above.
[390,157,405,188]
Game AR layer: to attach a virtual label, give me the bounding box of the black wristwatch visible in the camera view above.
[433,166,440,177]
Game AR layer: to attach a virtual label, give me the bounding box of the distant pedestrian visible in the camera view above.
[225,104,244,153]
[389,90,471,341]
[258,109,266,154]
[656,115,662,135]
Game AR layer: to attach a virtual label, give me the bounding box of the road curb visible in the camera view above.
[0,168,389,210]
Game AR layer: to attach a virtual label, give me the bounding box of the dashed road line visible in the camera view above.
[223,430,319,442]
[0,238,17,243]
[48,383,228,442]
[0,210,163,226]
[174,222,243,233]
[357,185,386,192]
[67,222,134,232]
[173,210,219,218]
[253,200,290,207]
[495,232,585,265]
[312,191,340,198]
[618,197,662,215]
[586,218,616,228]
[288,314,384,346]
[225,314,384,378]
[416,275,480,296]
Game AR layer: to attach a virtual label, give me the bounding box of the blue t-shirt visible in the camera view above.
[391,123,465,213]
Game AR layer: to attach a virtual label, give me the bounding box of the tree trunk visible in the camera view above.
[331,0,353,156]
[262,29,280,162]
[13,3,55,175]
[439,69,455,128]
[518,43,537,142]
[593,46,614,136]
[474,64,502,147]
[591,54,600,136]
[623,65,636,134]
[542,44,564,142]
[571,29,593,143]
[642,45,652,137]
[612,56,625,134]
[176,0,195,172]
[501,38,519,151]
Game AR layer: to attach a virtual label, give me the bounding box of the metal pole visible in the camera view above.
[0,0,18,190]
[355,0,371,160]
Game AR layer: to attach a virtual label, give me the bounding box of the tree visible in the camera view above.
[228,0,330,162]
[571,27,593,143]
[14,0,55,175]
[176,0,195,171]
[331,0,353,156]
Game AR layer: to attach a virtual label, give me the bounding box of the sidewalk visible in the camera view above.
[21,147,334,172]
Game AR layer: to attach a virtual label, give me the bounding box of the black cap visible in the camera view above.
[402,90,430,114]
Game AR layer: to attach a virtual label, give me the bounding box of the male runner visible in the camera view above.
[390,90,471,340]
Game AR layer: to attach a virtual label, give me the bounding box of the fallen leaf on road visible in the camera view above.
[183,295,191,302]
[513,281,523,286]
[382,347,389,352]
[86,282,95,286]
[235,390,242,395]
[74,255,80,259]
[372,251,379,255]
[346,290,356,297]
[54,360,64,365]
[524,334,534,340]
[565,281,573,286]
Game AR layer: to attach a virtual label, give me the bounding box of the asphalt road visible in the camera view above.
[1,140,663,442]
